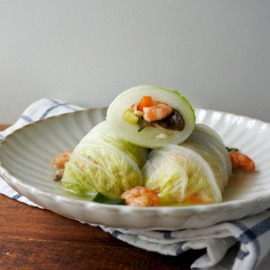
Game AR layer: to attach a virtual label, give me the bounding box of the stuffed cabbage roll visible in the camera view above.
[107,85,195,148]
[61,121,148,199]
[142,124,231,206]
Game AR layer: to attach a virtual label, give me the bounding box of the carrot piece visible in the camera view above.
[137,96,152,111]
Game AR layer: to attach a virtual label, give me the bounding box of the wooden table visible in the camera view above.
[0,124,204,269]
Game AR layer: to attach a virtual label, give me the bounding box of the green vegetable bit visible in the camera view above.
[92,192,126,205]
[122,110,139,124]
[226,147,239,152]
[137,117,145,132]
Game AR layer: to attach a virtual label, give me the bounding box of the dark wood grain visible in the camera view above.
[0,125,9,131]
[0,124,204,269]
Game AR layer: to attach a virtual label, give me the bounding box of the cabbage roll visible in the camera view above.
[142,124,231,206]
[61,121,148,199]
[107,85,195,148]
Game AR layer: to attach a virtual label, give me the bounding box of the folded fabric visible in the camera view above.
[0,98,269,270]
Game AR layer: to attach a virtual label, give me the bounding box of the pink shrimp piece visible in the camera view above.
[229,151,255,172]
[52,151,72,169]
[143,103,173,122]
[121,186,160,207]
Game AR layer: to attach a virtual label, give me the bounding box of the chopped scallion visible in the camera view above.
[137,117,145,132]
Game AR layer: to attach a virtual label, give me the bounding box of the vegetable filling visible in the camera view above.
[122,96,185,132]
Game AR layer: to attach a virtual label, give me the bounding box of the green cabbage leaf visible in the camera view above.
[61,121,148,199]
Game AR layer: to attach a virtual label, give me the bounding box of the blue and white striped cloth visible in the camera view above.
[0,98,270,270]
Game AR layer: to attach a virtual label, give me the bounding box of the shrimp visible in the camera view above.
[52,151,72,169]
[229,151,255,172]
[121,186,160,207]
[143,103,173,122]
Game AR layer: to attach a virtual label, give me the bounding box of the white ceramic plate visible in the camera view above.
[0,108,270,230]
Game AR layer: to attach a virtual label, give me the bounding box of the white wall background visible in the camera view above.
[0,0,269,124]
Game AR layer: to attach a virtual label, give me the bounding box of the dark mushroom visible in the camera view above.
[154,110,185,131]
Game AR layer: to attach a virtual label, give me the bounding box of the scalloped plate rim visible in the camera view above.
[0,107,269,229]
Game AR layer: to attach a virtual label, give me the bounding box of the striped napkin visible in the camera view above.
[0,98,270,270]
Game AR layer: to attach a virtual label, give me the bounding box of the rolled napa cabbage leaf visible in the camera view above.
[106,85,196,148]
[187,124,232,178]
[61,121,148,199]
[142,124,231,206]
